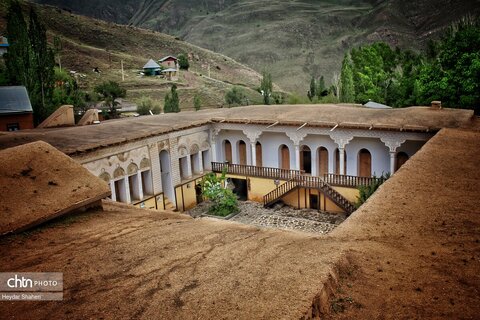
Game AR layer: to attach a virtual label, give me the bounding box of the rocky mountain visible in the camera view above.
[33,0,480,92]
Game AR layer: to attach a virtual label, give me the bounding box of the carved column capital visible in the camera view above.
[330,132,354,149]
[243,129,262,143]
[286,131,307,146]
[380,137,406,152]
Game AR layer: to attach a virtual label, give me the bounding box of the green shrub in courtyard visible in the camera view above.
[200,169,239,217]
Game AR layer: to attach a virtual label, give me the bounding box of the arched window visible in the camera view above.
[279,145,290,170]
[395,152,409,171]
[358,149,372,177]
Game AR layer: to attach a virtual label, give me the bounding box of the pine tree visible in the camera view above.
[307,77,315,101]
[260,71,273,105]
[340,54,355,103]
[317,75,326,98]
[5,0,31,87]
[28,8,55,122]
[164,85,180,113]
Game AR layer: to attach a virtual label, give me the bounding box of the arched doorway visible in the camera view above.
[318,147,329,176]
[279,145,290,170]
[256,142,263,167]
[358,149,372,177]
[238,140,247,165]
[395,152,409,171]
[300,145,312,174]
[224,140,232,163]
[159,150,174,203]
[335,148,347,174]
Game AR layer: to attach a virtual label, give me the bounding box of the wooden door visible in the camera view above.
[239,141,247,165]
[281,145,290,170]
[224,140,232,163]
[358,149,372,177]
[256,142,263,167]
[318,147,328,176]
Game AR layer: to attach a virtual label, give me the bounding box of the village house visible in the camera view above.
[158,55,179,81]
[0,86,34,131]
[142,59,161,76]
[0,103,473,214]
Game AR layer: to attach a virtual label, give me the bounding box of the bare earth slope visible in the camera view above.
[0,128,479,319]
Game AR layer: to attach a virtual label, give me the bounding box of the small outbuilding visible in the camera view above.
[143,59,161,76]
[0,36,8,56]
[0,86,34,131]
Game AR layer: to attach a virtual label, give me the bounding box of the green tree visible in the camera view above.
[355,173,390,208]
[225,86,247,107]
[307,77,316,101]
[260,71,273,105]
[94,81,126,118]
[137,96,161,115]
[52,67,85,111]
[193,94,202,111]
[53,36,63,71]
[340,54,355,103]
[316,75,326,99]
[5,0,31,87]
[178,54,189,70]
[164,84,180,113]
[200,168,239,217]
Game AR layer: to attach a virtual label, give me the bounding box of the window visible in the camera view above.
[7,123,19,131]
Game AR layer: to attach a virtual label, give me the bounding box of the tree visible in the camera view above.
[193,94,202,111]
[178,54,189,70]
[316,75,327,98]
[260,71,273,105]
[94,81,126,118]
[137,96,161,115]
[28,8,55,122]
[225,86,247,107]
[53,36,63,71]
[52,67,85,112]
[164,84,180,113]
[340,54,355,103]
[200,168,239,217]
[5,0,31,87]
[307,77,316,101]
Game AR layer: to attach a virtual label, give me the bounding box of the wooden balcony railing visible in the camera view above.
[323,173,385,188]
[211,162,304,181]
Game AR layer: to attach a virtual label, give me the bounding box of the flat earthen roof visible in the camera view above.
[0,105,474,155]
[0,128,479,318]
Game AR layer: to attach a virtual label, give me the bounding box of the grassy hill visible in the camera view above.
[0,1,271,111]
[33,0,480,93]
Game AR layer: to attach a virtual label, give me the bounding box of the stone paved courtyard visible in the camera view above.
[188,201,346,234]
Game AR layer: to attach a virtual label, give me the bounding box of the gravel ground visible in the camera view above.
[187,201,346,234]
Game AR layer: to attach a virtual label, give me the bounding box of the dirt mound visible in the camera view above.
[0,141,110,235]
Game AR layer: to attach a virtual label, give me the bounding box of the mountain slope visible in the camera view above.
[33,0,480,93]
[0,1,268,110]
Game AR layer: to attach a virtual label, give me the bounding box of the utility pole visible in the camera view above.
[121,60,125,81]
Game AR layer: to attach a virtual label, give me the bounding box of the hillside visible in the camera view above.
[0,1,269,111]
[33,0,480,93]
